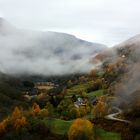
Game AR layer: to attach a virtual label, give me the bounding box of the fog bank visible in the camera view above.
[0,18,106,76]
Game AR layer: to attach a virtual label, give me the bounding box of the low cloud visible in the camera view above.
[0,19,106,76]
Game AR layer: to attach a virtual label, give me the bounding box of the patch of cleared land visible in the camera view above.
[87,90,104,98]
[43,118,121,140]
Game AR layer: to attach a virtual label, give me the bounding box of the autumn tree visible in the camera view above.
[31,102,41,115]
[11,106,27,129]
[39,108,49,118]
[89,69,98,79]
[68,118,94,140]
[93,100,107,118]
[93,79,103,90]
[0,120,7,135]
[106,64,115,73]
[69,106,80,119]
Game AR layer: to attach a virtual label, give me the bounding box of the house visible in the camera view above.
[74,97,87,108]
[91,96,98,105]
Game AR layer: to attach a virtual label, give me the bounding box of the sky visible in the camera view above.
[0,0,140,47]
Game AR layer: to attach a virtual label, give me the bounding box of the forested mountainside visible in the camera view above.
[1,22,140,139]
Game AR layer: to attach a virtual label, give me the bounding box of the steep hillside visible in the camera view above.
[93,35,140,108]
[0,73,29,118]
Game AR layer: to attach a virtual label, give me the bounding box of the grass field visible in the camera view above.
[87,89,104,98]
[43,118,73,135]
[95,128,121,140]
[43,118,121,140]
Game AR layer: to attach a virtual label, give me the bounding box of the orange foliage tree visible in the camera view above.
[68,118,94,140]
[31,103,41,115]
[11,106,27,129]
[0,120,7,135]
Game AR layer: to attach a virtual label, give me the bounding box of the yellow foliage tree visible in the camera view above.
[31,103,41,115]
[39,108,49,118]
[11,107,27,129]
[94,100,107,118]
[68,118,94,140]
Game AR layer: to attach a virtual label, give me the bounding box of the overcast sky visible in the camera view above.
[0,0,140,47]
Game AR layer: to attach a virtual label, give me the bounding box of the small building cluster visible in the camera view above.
[74,97,87,108]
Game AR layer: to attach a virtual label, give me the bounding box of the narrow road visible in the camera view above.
[105,107,131,124]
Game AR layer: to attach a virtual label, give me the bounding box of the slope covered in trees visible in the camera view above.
[1,34,140,139]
